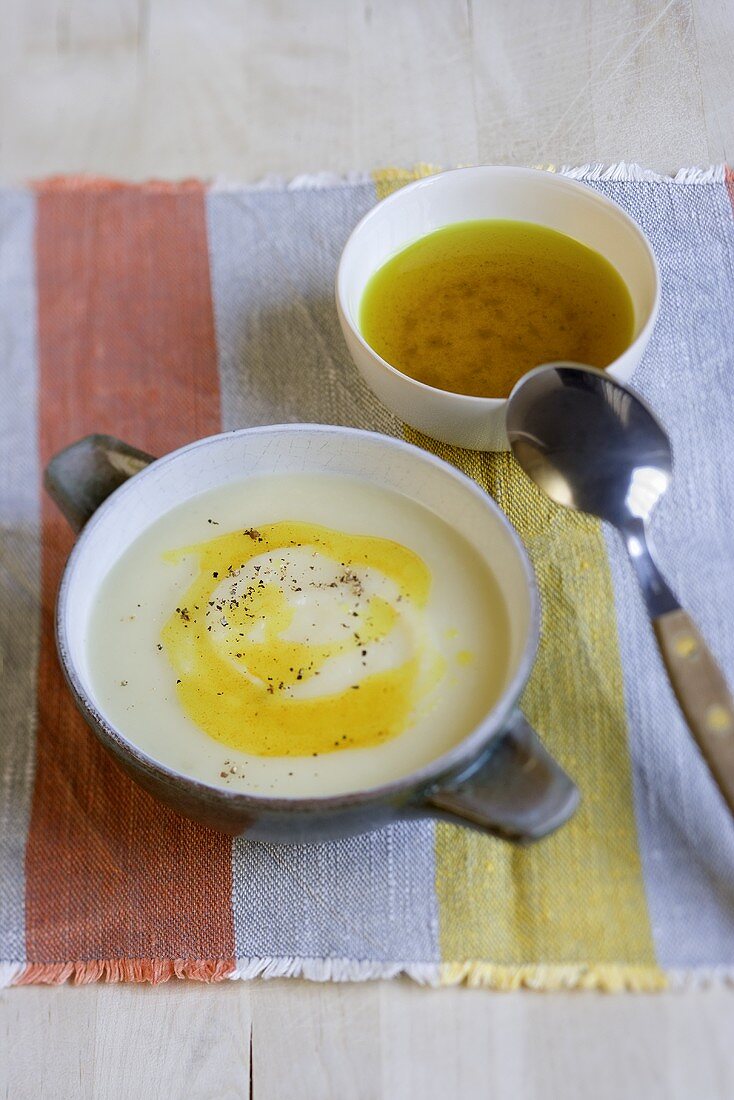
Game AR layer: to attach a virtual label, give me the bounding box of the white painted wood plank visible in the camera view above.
[376,981,734,1100]
[2,984,97,1099]
[692,0,734,163]
[2,981,734,1099]
[3,0,727,182]
[0,0,143,181]
[0,0,479,181]
[252,980,381,1099]
[346,0,479,173]
[138,0,355,181]
[470,0,711,172]
[0,982,252,1100]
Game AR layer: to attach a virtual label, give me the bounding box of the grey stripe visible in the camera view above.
[206,182,440,963]
[0,190,40,966]
[231,822,439,962]
[592,178,734,965]
[207,183,400,434]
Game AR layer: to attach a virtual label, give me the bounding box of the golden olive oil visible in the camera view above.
[160,520,442,757]
[359,219,635,398]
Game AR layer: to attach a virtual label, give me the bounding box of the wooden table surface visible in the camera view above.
[2,2,734,1097]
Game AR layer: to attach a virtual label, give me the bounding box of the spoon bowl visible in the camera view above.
[507,362,734,819]
[506,363,672,527]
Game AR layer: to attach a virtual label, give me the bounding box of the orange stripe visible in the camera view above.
[26,181,235,970]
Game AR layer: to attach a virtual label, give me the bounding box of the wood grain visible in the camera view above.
[2,980,734,1099]
[1,1,734,1097]
[1,982,252,1099]
[0,0,730,182]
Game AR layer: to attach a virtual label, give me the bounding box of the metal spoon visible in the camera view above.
[506,362,734,816]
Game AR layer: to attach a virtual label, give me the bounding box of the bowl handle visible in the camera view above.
[44,434,155,532]
[424,711,580,842]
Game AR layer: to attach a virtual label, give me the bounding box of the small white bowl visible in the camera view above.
[336,166,660,451]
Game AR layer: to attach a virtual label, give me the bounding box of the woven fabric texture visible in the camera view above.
[0,166,733,989]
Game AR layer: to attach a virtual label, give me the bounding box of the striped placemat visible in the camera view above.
[1,164,733,989]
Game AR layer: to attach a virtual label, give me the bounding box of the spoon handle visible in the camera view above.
[654,608,734,813]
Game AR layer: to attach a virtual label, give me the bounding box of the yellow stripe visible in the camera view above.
[439,963,667,992]
[372,167,660,980]
[372,164,442,201]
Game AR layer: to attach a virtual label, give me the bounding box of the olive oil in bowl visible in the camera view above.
[359,219,635,399]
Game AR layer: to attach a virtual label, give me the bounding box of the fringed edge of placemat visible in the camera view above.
[209,163,727,193]
[6,958,734,992]
[230,960,670,992]
[24,163,727,194]
[21,162,725,205]
[3,959,236,987]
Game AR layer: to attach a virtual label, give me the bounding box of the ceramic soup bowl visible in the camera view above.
[336,165,659,451]
[45,425,578,844]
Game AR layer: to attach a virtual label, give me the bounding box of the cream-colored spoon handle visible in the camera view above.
[654,608,734,814]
